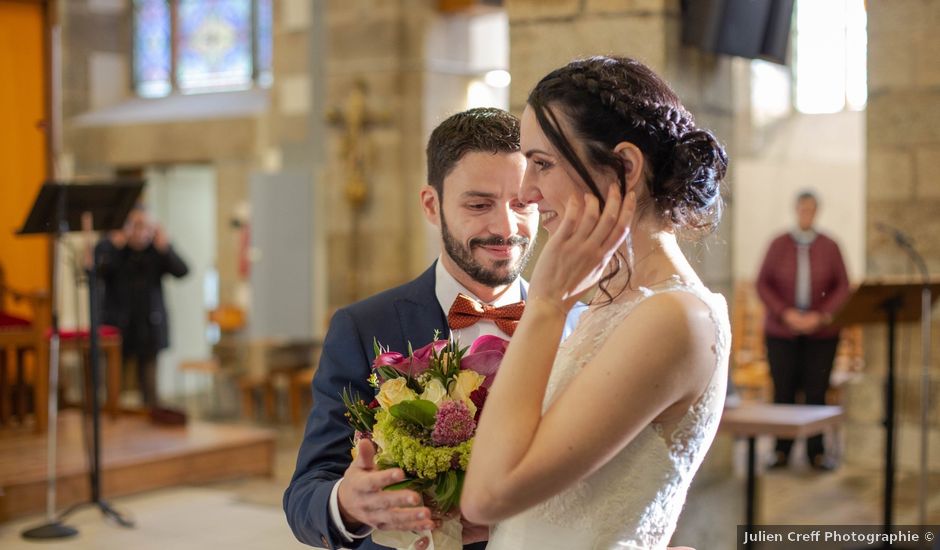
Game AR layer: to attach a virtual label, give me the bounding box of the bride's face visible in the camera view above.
[519,105,615,235]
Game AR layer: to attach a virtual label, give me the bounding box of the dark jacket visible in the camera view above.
[95,239,189,357]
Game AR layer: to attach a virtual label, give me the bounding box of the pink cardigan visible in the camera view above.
[756,232,850,339]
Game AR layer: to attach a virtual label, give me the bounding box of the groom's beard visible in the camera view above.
[440,211,533,288]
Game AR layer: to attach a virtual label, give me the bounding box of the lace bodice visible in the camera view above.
[488,277,730,550]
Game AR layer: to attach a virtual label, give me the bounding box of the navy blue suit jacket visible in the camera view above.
[284,263,577,549]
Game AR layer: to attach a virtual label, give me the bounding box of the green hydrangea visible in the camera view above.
[374,410,473,479]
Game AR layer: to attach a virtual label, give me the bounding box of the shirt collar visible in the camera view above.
[435,256,523,314]
[790,228,818,245]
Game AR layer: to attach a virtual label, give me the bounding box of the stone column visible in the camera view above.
[847,0,940,472]
[320,0,437,313]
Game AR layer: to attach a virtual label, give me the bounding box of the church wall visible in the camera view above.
[733,111,867,283]
[319,0,437,312]
[850,0,940,473]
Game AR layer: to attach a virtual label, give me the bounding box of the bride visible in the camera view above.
[460,56,731,550]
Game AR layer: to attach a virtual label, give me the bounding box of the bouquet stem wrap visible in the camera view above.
[371,517,462,550]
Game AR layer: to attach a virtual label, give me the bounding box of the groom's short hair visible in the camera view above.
[426,107,520,198]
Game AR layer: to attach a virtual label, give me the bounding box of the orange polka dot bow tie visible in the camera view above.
[447,292,525,337]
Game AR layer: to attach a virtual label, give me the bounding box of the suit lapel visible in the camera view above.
[394,263,450,348]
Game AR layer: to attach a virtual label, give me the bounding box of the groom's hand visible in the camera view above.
[336,439,436,532]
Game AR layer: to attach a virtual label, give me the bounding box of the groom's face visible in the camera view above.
[422,151,537,287]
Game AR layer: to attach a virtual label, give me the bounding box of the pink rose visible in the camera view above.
[461,335,508,388]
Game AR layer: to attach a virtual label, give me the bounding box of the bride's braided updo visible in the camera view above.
[529,56,726,233]
[528,56,728,301]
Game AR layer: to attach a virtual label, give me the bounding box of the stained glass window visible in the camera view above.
[133,0,273,97]
[133,0,172,98]
[256,0,273,87]
[177,0,252,93]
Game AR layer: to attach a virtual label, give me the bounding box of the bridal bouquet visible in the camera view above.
[342,332,507,550]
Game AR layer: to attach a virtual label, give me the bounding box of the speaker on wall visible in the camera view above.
[681,0,795,65]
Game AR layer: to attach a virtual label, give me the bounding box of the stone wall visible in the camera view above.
[846,0,940,472]
[321,0,437,311]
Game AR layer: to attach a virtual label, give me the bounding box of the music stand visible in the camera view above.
[18,181,144,539]
[833,280,940,548]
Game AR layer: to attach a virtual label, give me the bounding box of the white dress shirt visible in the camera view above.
[328,258,525,544]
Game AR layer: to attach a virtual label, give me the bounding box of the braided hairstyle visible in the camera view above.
[528,56,728,302]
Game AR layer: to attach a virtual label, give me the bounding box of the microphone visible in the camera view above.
[875,222,928,281]
[874,222,914,248]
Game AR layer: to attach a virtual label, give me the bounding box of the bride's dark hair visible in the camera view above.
[527,56,728,303]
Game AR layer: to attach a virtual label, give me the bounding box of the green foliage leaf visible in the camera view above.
[376,365,401,381]
[383,478,420,492]
[389,399,438,428]
[431,470,464,513]
[341,386,376,433]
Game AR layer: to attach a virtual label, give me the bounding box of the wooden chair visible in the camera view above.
[289,367,317,426]
[731,282,772,402]
[0,280,50,432]
[236,339,321,423]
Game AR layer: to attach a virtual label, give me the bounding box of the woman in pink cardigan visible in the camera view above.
[756,191,850,471]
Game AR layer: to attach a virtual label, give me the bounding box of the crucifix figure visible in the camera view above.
[326,79,390,300]
[327,79,390,210]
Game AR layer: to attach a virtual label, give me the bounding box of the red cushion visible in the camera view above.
[0,311,32,328]
[46,325,121,340]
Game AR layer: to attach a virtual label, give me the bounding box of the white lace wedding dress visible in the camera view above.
[487,276,730,550]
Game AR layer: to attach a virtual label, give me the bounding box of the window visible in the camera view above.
[133,0,273,98]
[793,0,867,113]
[750,0,867,123]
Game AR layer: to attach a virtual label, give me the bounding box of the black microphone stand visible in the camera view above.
[18,182,143,540]
[880,225,932,529]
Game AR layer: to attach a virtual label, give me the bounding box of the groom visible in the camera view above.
[284,108,579,550]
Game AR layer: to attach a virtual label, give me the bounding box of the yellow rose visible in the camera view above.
[376,378,417,410]
[420,378,448,406]
[449,370,485,415]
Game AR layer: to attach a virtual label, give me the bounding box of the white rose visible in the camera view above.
[420,378,448,406]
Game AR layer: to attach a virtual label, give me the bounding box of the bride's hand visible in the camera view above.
[528,185,635,310]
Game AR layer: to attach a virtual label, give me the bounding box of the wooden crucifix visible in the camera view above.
[326,79,391,301]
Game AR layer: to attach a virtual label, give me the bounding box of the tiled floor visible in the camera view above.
[0,426,936,550]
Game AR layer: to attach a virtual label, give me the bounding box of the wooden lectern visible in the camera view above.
[832,280,940,541]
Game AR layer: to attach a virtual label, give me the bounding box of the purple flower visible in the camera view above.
[461,335,508,388]
[372,351,407,370]
[469,386,488,421]
[431,401,476,447]
[467,335,509,355]
[410,340,449,375]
